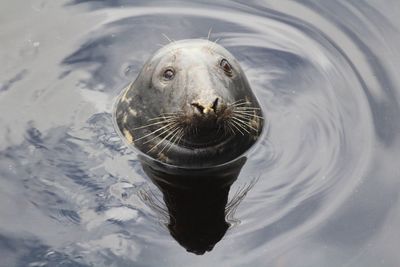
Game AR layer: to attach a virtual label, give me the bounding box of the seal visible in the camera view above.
[115,39,263,167]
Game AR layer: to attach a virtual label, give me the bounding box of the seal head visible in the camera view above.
[115,39,263,167]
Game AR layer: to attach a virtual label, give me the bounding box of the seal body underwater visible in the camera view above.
[115,39,263,167]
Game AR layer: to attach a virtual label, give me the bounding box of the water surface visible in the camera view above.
[1,1,400,266]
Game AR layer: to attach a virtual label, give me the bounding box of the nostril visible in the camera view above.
[191,102,205,114]
[212,98,219,111]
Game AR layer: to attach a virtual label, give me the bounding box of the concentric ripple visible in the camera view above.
[1,0,400,266]
[83,2,374,247]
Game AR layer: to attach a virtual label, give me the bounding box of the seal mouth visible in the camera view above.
[178,117,229,148]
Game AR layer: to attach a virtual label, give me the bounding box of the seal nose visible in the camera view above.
[191,98,219,114]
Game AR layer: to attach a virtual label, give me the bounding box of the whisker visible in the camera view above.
[232,116,252,129]
[230,102,253,107]
[234,113,263,120]
[166,128,184,153]
[177,129,185,144]
[166,129,185,153]
[232,113,253,121]
[233,111,264,120]
[158,127,181,154]
[207,27,213,40]
[234,107,261,110]
[234,115,262,128]
[162,33,174,43]
[229,120,245,135]
[167,128,185,153]
[135,122,175,141]
[160,112,183,116]
[231,118,251,134]
[225,122,235,135]
[234,109,262,114]
[232,113,252,122]
[151,112,183,119]
[170,128,183,145]
[232,116,258,132]
[229,102,252,108]
[148,126,179,153]
[148,115,176,122]
[229,99,248,106]
[132,118,177,130]
[143,124,177,144]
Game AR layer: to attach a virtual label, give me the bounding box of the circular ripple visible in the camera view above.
[87,5,373,244]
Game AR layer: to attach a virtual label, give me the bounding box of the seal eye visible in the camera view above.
[163,68,175,80]
[220,59,233,76]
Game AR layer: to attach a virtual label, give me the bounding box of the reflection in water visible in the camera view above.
[1,0,400,266]
[141,157,247,255]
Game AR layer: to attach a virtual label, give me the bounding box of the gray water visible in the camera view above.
[1,1,400,266]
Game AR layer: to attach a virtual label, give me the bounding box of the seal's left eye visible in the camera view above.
[220,59,233,77]
[163,68,175,80]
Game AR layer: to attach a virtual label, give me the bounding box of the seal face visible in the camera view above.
[115,39,263,167]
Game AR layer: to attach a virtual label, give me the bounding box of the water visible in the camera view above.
[1,1,400,266]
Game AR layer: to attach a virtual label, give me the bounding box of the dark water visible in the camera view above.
[1,1,400,266]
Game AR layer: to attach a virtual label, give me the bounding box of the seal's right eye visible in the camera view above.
[163,68,175,80]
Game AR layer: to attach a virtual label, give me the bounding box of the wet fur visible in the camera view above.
[115,39,263,167]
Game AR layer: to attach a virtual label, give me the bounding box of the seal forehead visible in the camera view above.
[176,48,215,67]
[153,39,232,61]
